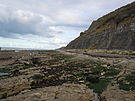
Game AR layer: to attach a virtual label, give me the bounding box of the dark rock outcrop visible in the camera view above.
[66,2,135,50]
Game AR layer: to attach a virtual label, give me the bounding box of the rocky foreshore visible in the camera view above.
[0,50,135,101]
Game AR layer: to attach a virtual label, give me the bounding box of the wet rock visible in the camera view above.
[0,93,7,99]
[31,57,41,66]
[29,74,44,88]
[86,75,99,83]
[11,69,21,76]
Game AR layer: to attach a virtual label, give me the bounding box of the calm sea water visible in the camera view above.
[0,47,41,50]
[1,47,29,50]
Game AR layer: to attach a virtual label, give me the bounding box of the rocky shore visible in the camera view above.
[0,50,135,101]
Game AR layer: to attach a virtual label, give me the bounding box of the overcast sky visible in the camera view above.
[0,0,134,49]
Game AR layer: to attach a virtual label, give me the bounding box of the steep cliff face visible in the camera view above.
[66,2,135,50]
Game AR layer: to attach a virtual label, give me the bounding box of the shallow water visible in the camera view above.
[0,72,9,76]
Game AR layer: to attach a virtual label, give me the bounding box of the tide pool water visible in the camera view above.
[0,72,9,76]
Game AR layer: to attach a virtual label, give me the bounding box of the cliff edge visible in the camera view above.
[66,2,135,50]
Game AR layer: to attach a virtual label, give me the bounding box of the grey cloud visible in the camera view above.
[0,8,56,38]
[0,0,134,49]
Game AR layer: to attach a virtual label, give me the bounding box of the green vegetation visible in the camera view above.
[87,78,111,94]
[0,68,9,73]
[0,66,18,73]
[0,65,32,73]
[67,59,102,68]
[105,68,120,76]
[90,66,107,75]
[71,63,122,94]
[118,71,135,91]
[86,65,121,94]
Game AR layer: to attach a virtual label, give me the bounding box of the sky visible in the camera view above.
[0,0,134,49]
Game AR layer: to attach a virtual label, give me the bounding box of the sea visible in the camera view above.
[0,47,43,50]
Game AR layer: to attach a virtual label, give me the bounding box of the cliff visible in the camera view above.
[66,2,135,50]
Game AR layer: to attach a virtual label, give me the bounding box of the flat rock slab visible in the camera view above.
[1,83,96,101]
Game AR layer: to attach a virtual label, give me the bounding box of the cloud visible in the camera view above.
[0,0,134,49]
[0,7,55,38]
